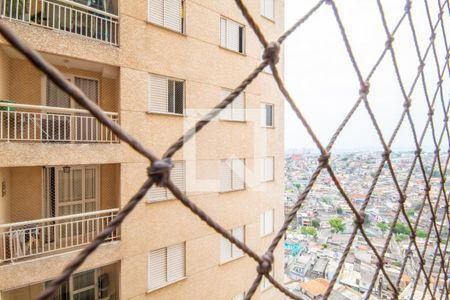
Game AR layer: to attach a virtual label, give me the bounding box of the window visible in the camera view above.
[261,270,274,290]
[220,159,245,192]
[148,0,185,33]
[261,103,274,127]
[261,156,274,182]
[220,17,245,53]
[261,0,274,20]
[260,210,274,236]
[220,89,245,121]
[148,74,184,115]
[148,242,186,291]
[220,226,245,263]
[148,161,185,201]
[72,269,96,300]
[232,293,245,300]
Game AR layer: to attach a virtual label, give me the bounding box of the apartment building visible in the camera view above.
[0,0,284,299]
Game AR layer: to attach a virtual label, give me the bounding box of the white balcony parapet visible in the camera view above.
[0,102,119,143]
[0,208,119,263]
[0,0,119,45]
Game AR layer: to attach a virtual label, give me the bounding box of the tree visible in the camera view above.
[301,226,318,238]
[416,229,427,238]
[311,218,320,229]
[336,207,343,215]
[394,223,411,235]
[395,234,408,242]
[329,217,345,234]
[377,222,389,234]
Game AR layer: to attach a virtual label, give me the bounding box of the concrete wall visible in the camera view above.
[0,47,9,99]
[9,167,42,223]
[101,164,120,210]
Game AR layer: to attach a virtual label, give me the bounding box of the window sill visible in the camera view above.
[146,277,187,294]
[146,21,187,37]
[219,46,246,56]
[219,187,246,194]
[261,125,275,129]
[261,15,275,23]
[219,254,246,266]
[260,232,275,238]
[147,111,185,117]
[261,285,273,293]
[219,118,247,124]
[146,197,178,204]
[261,179,275,183]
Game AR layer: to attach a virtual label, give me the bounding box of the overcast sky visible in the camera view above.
[284,0,450,152]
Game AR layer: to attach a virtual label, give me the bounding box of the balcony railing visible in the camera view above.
[0,102,119,143]
[0,208,119,263]
[0,0,119,45]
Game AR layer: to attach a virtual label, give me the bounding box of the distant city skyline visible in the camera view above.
[284,0,449,152]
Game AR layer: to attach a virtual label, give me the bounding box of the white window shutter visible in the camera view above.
[164,0,182,32]
[220,89,233,120]
[232,227,244,257]
[232,293,245,300]
[220,236,232,262]
[264,210,273,234]
[221,160,232,192]
[148,186,167,201]
[260,104,266,126]
[220,18,227,47]
[149,0,164,25]
[265,0,274,19]
[226,19,240,52]
[232,159,245,190]
[167,243,185,282]
[148,248,167,290]
[232,93,245,121]
[167,161,185,198]
[149,75,169,113]
[264,157,274,181]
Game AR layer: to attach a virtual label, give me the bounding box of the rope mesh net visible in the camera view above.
[0,0,448,299]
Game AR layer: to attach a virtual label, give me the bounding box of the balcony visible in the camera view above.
[0,0,119,45]
[0,208,119,263]
[0,103,119,143]
[0,45,120,145]
[0,164,120,263]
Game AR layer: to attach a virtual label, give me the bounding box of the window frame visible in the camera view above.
[147,160,186,202]
[220,16,246,54]
[220,226,246,264]
[148,74,186,116]
[147,242,187,292]
[260,102,274,128]
[219,88,246,122]
[232,293,246,300]
[147,0,186,34]
[261,156,275,182]
[220,158,246,193]
[261,0,275,21]
[260,209,274,237]
[261,269,274,291]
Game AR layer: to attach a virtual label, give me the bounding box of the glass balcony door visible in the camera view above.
[44,76,99,142]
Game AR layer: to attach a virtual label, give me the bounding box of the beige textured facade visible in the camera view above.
[0,0,285,299]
